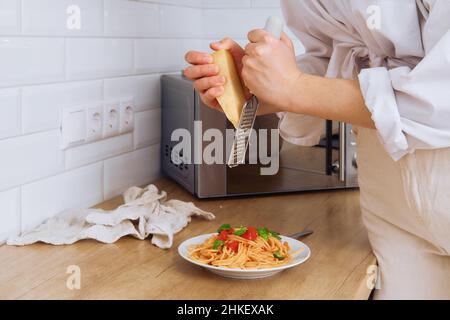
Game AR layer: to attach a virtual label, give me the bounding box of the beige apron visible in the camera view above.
[356,128,450,299]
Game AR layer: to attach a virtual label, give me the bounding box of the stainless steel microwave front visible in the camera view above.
[161,74,358,199]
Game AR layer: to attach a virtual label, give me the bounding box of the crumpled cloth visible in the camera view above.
[7,184,215,249]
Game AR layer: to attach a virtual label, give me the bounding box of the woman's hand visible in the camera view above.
[184,38,248,111]
[242,30,302,111]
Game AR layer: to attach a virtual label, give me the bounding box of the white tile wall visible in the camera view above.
[0,0,301,239]
[104,144,161,199]
[104,0,160,37]
[203,8,281,39]
[22,0,103,36]
[104,74,161,112]
[22,80,103,134]
[65,133,133,170]
[0,37,65,87]
[159,5,202,37]
[0,0,20,34]
[21,163,103,232]
[134,109,161,149]
[0,88,20,139]
[0,188,20,243]
[0,130,64,191]
[66,38,134,80]
[202,0,251,8]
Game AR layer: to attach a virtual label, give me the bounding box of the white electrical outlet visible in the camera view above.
[61,97,135,150]
[119,98,135,133]
[85,105,103,142]
[61,106,86,150]
[103,102,120,138]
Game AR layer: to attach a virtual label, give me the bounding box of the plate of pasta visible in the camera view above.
[178,224,311,279]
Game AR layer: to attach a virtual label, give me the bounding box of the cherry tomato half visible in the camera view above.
[218,230,228,241]
[242,227,258,241]
[227,241,239,253]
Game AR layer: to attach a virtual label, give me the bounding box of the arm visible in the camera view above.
[286,75,375,129]
[245,0,450,160]
[242,30,375,129]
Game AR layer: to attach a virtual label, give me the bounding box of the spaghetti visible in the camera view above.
[188,224,299,269]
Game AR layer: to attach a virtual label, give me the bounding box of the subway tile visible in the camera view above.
[104,144,161,199]
[22,0,103,36]
[21,163,103,233]
[0,0,20,34]
[135,38,203,73]
[135,39,179,73]
[104,0,159,37]
[0,88,20,139]
[134,109,161,149]
[251,0,280,8]
[104,74,161,112]
[202,8,282,38]
[66,38,134,80]
[0,130,64,191]
[22,80,103,134]
[0,188,20,243]
[202,0,251,8]
[147,0,201,8]
[65,133,133,170]
[159,5,202,37]
[0,37,65,87]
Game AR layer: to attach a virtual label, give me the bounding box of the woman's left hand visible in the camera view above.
[242,30,302,111]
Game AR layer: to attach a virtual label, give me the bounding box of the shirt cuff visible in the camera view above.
[358,67,409,161]
[278,112,324,147]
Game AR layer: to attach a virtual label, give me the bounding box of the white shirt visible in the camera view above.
[279,0,450,160]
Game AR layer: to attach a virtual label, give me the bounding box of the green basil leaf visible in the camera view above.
[269,230,281,240]
[257,227,269,241]
[213,239,225,250]
[217,224,231,233]
[234,227,247,236]
[273,251,285,260]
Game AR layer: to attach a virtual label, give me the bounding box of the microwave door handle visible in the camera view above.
[339,122,346,182]
[325,120,333,176]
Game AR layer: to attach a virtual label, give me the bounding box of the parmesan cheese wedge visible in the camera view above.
[211,49,246,128]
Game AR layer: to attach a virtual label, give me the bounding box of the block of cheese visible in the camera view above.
[212,49,246,128]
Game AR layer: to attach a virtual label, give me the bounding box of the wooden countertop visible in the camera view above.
[0,178,376,300]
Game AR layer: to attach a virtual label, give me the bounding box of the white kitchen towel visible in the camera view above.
[7,184,215,249]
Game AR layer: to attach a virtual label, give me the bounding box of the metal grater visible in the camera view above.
[227,16,284,168]
[228,96,259,167]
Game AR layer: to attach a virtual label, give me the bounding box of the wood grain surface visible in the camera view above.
[0,178,376,300]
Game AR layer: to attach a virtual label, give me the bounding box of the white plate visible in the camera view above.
[178,233,311,279]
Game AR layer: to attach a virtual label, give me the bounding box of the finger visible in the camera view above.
[247,29,275,44]
[193,75,226,92]
[183,64,219,80]
[185,51,213,65]
[244,43,267,57]
[204,86,225,101]
[210,37,242,53]
[206,99,224,113]
[280,32,294,51]
[241,55,257,69]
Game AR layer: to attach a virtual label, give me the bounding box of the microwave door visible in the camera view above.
[226,119,347,195]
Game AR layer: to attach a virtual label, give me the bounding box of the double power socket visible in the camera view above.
[61,97,135,150]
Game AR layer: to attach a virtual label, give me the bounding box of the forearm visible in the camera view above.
[286,74,376,129]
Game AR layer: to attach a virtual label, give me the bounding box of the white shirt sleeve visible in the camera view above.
[278,2,334,146]
[358,1,450,160]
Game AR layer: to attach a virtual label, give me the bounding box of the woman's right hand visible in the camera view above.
[184,38,247,111]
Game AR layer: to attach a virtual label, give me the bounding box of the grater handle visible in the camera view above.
[263,16,284,40]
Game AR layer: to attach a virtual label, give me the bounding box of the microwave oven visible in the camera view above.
[161,74,358,198]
